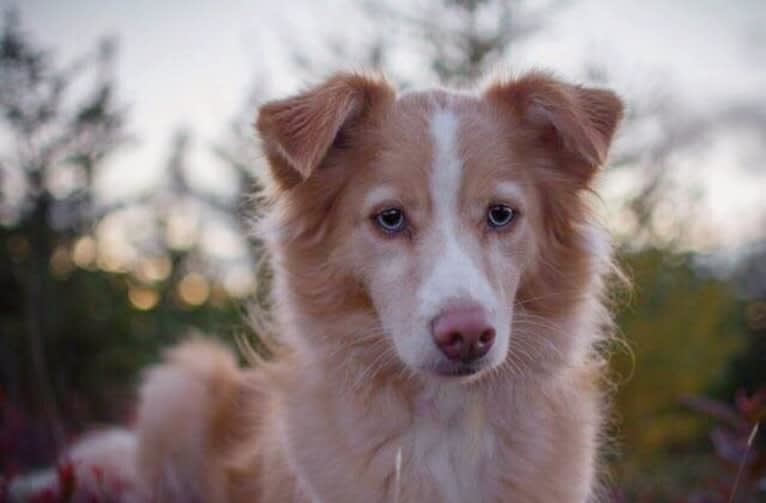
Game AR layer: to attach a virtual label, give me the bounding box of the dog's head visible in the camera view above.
[256,72,622,382]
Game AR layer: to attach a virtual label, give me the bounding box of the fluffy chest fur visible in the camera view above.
[278,376,504,503]
[406,389,497,503]
[269,363,602,503]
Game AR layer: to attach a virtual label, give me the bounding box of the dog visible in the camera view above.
[11,70,623,502]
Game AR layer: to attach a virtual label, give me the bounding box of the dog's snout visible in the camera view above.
[432,306,495,363]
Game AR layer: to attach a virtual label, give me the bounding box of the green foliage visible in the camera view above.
[611,248,750,495]
[0,226,246,464]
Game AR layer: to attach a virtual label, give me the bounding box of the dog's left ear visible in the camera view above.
[485,72,624,184]
[256,72,394,189]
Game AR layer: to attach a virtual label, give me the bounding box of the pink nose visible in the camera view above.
[431,306,495,363]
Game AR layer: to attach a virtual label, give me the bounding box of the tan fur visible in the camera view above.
[100,71,624,502]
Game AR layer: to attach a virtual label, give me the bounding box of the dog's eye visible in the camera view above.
[487,205,516,229]
[375,208,407,234]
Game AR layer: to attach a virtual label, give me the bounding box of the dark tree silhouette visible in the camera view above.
[0,10,248,470]
[0,8,127,455]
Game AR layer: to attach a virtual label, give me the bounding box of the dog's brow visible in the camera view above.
[494,182,525,203]
[364,185,399,208]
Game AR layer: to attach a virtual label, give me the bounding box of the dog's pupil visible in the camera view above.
[490,206,512,226]
[380,210,402,229]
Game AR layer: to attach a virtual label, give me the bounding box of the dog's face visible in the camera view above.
[257,73,622,382]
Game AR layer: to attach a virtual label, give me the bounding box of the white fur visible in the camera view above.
[410,109,505,369]
[409,386,496,503]
[8,429,144,502]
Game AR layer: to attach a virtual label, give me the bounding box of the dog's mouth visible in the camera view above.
[429,360,487,379]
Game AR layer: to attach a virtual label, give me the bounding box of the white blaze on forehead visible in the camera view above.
[429,109,461,198]
[418,107,496,321]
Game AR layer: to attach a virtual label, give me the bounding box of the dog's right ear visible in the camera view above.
[255,73,394,189]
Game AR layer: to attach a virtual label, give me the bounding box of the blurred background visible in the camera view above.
[0,0,764,500]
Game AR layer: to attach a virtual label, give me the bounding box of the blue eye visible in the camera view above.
[375,208,407,233]
[487,205,516,228]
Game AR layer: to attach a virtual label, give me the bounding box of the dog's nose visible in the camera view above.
[432,306,495,363]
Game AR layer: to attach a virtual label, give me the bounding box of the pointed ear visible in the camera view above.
[255,72,394,189]
[485,72,624,184]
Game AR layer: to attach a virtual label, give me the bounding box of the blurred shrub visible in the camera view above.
[610,247,764,497]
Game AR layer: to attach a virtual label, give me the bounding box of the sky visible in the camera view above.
[6,0,766,250]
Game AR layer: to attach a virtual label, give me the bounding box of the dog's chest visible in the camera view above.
[404,390,497,503]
